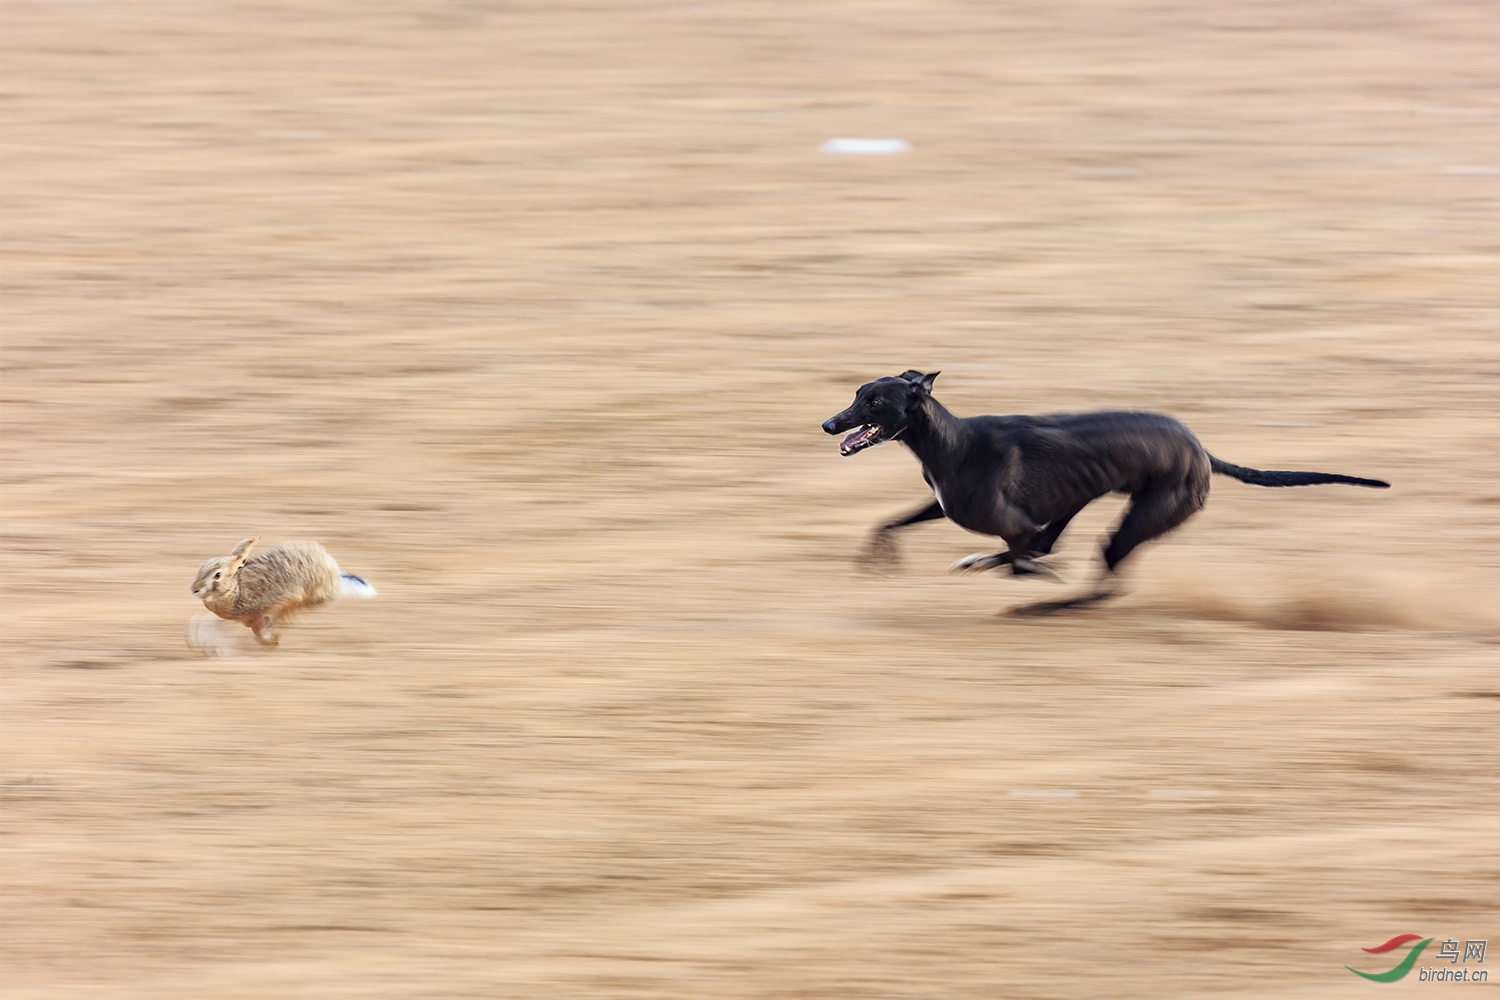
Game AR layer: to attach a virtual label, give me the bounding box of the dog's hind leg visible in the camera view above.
[1101,477,1206,573]
[1009,478,1205,615]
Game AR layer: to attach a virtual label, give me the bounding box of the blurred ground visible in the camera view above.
[3,1,1498,997]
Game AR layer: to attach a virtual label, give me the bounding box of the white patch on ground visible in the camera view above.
[820,138,911,155]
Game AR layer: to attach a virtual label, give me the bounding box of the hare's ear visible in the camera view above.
[228,537,258,570]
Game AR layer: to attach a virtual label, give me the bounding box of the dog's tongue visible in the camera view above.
[839,425,878,455]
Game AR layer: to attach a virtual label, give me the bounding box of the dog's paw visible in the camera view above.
[951,552,1008,575]
[856,532,902,575]
[1011,557,1063,581]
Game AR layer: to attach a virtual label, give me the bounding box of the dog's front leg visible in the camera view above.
[995,506,1063,580]
[950,550,1014,574]
[950,499,1054,576]
[859,500,945,572]
[1009,555,1062,580]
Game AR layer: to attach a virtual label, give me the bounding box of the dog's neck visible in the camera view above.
[900,395,969,467]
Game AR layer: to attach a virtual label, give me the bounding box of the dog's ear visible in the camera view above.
[900,370,940,394]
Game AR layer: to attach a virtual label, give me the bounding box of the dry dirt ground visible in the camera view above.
[3,1,1499,997]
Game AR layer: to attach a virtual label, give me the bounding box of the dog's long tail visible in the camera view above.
[1209,455,1389,489]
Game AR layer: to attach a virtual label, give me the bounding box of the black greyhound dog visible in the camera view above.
[822,371,1389,613]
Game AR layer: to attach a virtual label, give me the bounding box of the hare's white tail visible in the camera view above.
[340,573,377,599]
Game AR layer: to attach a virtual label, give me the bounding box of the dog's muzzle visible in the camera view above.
[823,413,889,456]
[836,424,884,456]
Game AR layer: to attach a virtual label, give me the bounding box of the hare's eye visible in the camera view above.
[213,571,222,579]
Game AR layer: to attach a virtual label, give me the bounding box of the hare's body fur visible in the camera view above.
[191,537,374,648]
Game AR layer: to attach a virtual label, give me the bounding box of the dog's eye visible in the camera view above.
[869,397,884,407]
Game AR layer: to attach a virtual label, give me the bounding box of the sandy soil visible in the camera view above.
[3,1,1498,996]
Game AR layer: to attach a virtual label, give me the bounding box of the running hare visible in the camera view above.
[189,537,376,651]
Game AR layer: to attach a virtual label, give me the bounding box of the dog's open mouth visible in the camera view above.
[839,424,885,456]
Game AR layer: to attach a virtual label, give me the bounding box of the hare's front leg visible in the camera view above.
[250,613,281,646]
[187,614,244,657]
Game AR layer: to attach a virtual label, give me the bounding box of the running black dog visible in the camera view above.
[822,371,1389,613]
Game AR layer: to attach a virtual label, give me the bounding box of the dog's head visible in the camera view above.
[822,370,939,456]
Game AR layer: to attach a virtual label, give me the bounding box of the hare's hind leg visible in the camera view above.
[250,613,281,647]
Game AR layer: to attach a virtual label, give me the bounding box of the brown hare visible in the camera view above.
[189,537,376,653]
